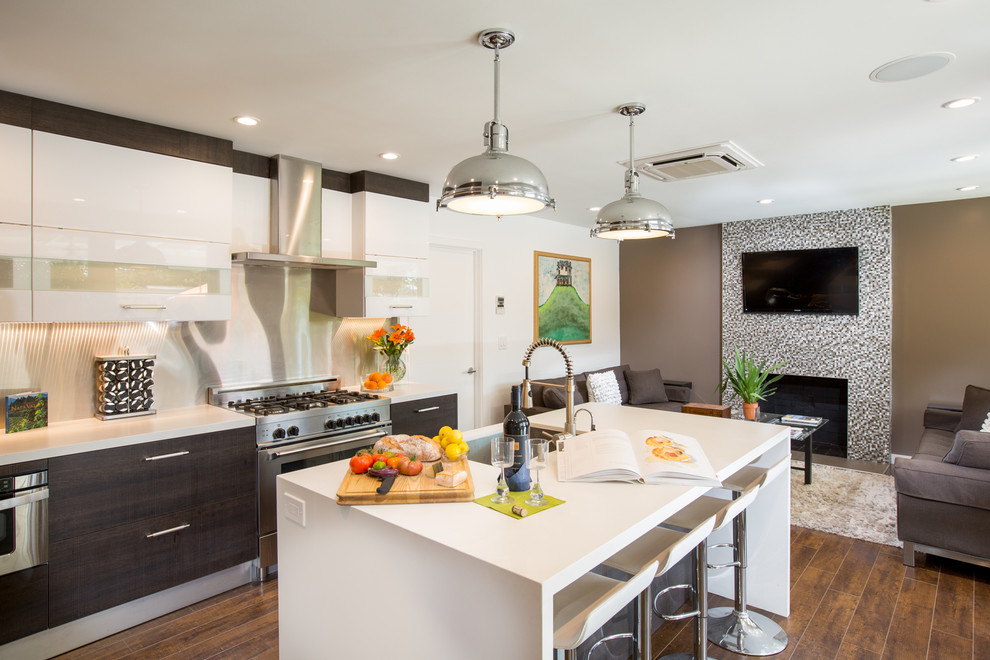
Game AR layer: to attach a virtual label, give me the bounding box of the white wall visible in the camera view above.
[429,211,621,426]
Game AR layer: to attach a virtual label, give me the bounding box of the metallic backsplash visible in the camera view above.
[0,267,388,424]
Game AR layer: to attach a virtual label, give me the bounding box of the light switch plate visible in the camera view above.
[284,493,306,527]
[498,336,507,350]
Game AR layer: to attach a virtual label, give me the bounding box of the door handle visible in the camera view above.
[466,367,476,374]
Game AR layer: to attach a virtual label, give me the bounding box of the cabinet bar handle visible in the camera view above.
[121,304,167,310]
[144,450,190,461]
[414,406,440,413]
[146,523,190,538]
[388,305,413,309]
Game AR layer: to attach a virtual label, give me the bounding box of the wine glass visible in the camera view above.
[490,436,514,504]
[526,438,549,507]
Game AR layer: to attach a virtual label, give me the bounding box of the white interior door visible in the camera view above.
[413,244,479,430]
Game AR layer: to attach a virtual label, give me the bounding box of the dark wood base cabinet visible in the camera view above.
[0,565,49,645]
[49,494,255,626]
[47,427,257,628]
[390,394,458,437]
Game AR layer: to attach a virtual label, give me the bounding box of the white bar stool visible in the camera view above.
[602,512,719,660]
[553,559,660,660]
[708,458,790,655]
[665,457,790,656]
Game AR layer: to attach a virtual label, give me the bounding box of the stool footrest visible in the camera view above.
[587,632,633,658]
[654,583,698,621]
[708,560,741,570]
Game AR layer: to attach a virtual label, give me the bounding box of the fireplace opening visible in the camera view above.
[761,374,848,458]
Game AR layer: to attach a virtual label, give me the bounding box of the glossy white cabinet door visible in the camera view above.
[0,124,32,225]
[321,188,353,259]
[32,227,231,322]
[0,222,32,321]
[32,131,233,244]
[352,191,429,260]
[364,255,430,317]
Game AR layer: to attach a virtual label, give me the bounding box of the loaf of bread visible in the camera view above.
[435,469,467,488]
[373,434,442,462]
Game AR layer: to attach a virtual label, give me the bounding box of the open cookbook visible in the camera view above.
[556,428,720,486]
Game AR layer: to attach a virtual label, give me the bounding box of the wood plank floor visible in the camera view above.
[57,526,989,660]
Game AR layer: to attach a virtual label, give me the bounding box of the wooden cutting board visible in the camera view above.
[336,459,475,505]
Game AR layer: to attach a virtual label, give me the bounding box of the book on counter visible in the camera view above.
[5,391,49,434]
[556,428,720,487]
[780,414,822,426]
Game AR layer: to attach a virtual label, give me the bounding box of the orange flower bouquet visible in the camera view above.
[364,323,415,388]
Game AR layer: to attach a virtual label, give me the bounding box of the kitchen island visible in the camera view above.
[276,403,790,660]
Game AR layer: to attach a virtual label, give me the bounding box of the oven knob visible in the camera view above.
[371,412,380,422]
[361,413,371,424]
[345,416,354,426]
[272,427,286,440]
[287,426,300,437]
[324,419,335,430]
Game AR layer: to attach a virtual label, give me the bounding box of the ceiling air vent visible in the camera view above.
[627,141,763,182]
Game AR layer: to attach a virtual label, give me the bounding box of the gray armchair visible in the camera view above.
[894,394,990,568]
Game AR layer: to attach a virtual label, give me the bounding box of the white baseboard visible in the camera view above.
[890,452,911,464]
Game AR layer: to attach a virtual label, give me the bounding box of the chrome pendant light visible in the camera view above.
[437,29,555,218]
[591,103,674,240]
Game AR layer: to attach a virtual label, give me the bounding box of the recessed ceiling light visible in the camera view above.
[950,154,979,163]
[942,97,980,109]
[379,152,400,160]
[233,115,260,126]
[757,199,775,205]
[956,185,979,192]
[869,52,955,82]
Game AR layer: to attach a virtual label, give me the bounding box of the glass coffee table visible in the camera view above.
[764,414,828,484]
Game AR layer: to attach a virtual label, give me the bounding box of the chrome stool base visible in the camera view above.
[658,654,717,660]
[707,607,787,656]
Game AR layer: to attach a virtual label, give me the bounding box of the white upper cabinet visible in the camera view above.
[30,131,233,321]
[0,124,32,321]
[322,188,353,260]
[0,124,32,225]
[352,191,429,260]
[32,131,232,244]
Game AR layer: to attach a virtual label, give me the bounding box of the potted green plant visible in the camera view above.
[717,348,786,420]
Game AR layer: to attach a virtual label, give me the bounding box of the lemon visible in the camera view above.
[433,435,442,445]
[439,426,453,437]
[444,443,462,460]
[448,429,463,443]
[458,441,469,455]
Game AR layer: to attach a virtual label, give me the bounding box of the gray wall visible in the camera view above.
[891,197,990,455]
[619,224,722,403]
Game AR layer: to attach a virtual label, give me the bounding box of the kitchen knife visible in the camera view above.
[376,475,396,495]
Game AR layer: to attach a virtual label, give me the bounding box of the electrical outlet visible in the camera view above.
[284,493,306,527]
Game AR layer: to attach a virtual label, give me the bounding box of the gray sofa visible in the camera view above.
[517,363,695,417]
[893,385,990,568]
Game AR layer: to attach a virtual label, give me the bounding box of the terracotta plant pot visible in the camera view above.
[743,402,759,420]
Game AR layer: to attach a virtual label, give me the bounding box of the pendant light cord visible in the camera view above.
[493,43,501,126]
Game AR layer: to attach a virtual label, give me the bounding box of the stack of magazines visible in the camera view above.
[780,414,822,426]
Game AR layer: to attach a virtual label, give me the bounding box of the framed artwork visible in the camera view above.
[534,251,591,344]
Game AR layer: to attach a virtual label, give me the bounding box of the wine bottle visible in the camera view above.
[503,384,531,492]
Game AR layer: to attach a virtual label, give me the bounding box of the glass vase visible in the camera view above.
[381,353,407,383]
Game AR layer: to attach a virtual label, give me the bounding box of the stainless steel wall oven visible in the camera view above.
[0,468,49,644]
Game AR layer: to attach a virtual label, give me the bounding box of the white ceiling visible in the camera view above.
[2,0,988,231]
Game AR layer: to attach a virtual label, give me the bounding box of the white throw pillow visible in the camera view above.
[982,411,990,433]
[586,371,622,405]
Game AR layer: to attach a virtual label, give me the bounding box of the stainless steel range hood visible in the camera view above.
[232,155,376,270]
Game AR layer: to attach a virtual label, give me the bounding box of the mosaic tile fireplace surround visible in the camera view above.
[721,206,892,463]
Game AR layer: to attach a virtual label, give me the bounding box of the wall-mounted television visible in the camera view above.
[741,247,859,314]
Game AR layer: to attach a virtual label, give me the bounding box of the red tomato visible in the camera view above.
[371,452,389,464]
[349,454,373,474]
[386,454,403,469]
[398,455,423,476]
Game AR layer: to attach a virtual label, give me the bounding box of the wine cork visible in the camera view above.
[511,505,528,517]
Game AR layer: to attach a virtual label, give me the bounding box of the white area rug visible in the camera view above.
[790,462,900,547]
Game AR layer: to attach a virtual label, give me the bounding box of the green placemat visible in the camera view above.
[474,490,565,519]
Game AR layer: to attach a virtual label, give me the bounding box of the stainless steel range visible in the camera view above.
[208,377,391,579]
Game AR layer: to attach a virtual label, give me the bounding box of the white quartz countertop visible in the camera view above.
[373,381,455,404]
[0,405,254,466]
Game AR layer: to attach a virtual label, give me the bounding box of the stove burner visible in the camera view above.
[248,403,290,415]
